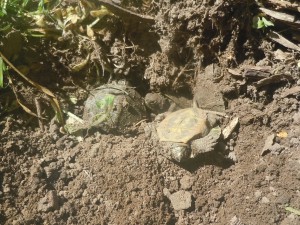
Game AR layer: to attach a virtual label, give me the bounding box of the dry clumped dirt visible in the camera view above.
[1,0,300,225]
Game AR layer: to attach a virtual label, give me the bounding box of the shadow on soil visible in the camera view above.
[177,150,234,173]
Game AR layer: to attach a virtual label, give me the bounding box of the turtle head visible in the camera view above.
[145,93,170,114]
[160,142,190,162]
[207,113,221,128]
[170,143,191,162]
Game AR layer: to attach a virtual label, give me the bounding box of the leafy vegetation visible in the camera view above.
[253,15,274,29]
[0,57,6,88]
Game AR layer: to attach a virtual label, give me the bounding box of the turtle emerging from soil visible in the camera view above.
[82,80,147,133]
[153,107,223,162]
[65,80,147,134]
[144,92,225,162]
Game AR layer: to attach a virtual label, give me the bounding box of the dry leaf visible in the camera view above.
[0,51,64,125]
[268,31,300,51]
[86,26,94,38]
[277,131,288,138]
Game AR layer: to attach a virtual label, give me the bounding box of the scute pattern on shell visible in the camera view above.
[83,82,146,134]
[157,108,210,143]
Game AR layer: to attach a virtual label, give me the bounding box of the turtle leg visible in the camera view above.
[190,126,221,158]
[159,142,190,162]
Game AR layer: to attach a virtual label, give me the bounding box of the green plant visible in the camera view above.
[0,0,40,32]
[0,57,7,88]
[286,206,300,216]
[96,94,115,110]
[93,94,115,124]
[253,15,274,29]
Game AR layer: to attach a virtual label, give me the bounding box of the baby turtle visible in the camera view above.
[82,81,147,133]
[156,107,223,162]
[65,81,147,134]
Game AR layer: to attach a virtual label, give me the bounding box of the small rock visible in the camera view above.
[228,152,238,162]
[275,193,291,205]
[163,188,171,197]
[37,190,59,212]
[293,111,300,124]
[49,117,59,134]
[290,137,300,146]
[254,190,262,198]
[180,175,194,190]
[261,134,275,156]
[3,184,10,193]
[230,215,244,225]
[169,180,179,192]
[261,196,270,204]
[269,143,284,155]
[274,49,288,61]
[222,117,239,140]
[90,143,101,157]
[265,175,275,182]
[168,190,192,210]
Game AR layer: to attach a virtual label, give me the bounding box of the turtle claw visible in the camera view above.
[190,126,221,158]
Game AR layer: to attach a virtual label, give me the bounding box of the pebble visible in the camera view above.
[293,111,300,124]
[261,196,270,204]
[269,143,284,155]
[275,193,291,205]
[254,190,262,198]
[261,134,275,156]
[222,117,239,140]
[90,143,101,157]
[3,185,10,193]
[228,152,238,163]
[230,215,244,225]
[180,175,194,190]
[168,190,192,210]
[290,137,299,146]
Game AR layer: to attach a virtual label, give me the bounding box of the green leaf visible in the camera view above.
[96,94,115,112]
[253,16,264,29]
[257,18,264,29]
[262,17,274,27]
[286,206,300,216]
[253,16,274,29]
[0,57,4,88]
[37,0,44,12]
[22,0,29,8]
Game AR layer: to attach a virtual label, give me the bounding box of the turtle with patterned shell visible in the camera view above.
[154,106,223,162]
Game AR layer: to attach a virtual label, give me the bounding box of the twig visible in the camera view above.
[35,97,44,131]
[98,0,155,24]
[265,0,300,12]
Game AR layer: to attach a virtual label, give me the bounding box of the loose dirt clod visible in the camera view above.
[261,134,275,156]
[166,190,192,211]
[180,175,194,190]
[37,191,59,213]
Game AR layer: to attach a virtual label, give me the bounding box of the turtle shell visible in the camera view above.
[157,108,210,143]
[83,81,146,133]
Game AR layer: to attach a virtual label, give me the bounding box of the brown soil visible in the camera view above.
[1,0,300,225]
